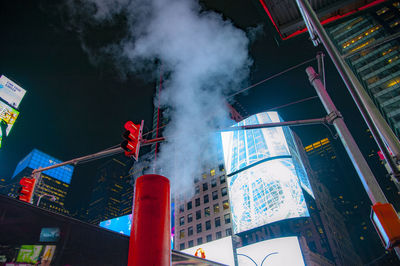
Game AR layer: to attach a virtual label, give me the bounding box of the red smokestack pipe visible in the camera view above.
[128,174,171,266]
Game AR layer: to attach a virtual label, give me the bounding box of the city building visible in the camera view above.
[6,149,74,215]
[174,111,361,265]
[325,0,400,138]
[86,155,133,225]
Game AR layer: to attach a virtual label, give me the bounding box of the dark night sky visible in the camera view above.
[0,0,397,210]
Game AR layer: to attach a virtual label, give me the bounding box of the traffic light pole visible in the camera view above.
[295,0,400,183]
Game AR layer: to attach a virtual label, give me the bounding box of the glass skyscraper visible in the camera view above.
[221,112,312,234]
[326,1,400,137]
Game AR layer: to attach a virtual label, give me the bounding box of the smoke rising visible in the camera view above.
[66,0,252,193]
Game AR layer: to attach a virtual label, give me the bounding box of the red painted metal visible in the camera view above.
[258,0,387,40]
[128,175,170,266]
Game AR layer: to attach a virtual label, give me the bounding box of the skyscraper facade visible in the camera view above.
[7,149,74,215]
[86,156,133,225]
[326,0,400,137]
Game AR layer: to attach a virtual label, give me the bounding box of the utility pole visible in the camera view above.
[295,0,400,184]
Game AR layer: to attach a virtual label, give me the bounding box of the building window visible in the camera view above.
[187,201,192,210]
[179,243,185,250]
[197,237,203,245]
[221,187,227,197]
[220,175,226,184]
[202,173,207,179]
[188,226,193,236]
[195,186,200,194]
[215,217,221,227]
[211,177,217,188]
[216,231,222,239]
[188,213,193,223]
[195,198,200,207]
[205,220,211,230]
[179,204,184,213]
[197,223,202,233]
[188,240,194,248]
[222,200,229,210]
[203,183,208,191]
[210,169,216,176]
[214,204,220,213]
[204,194,209,204]
[194,177,199,184]
[206,234,212,242]
[226,228,232,236]
[212,191,218,200]
[180,230,185,239]
[219,164,224,172]
[224,213,231,224]
[196,210,201,220]
[179,217,185,226]
[204,207,210,217]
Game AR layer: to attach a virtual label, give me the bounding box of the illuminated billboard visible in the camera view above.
[0,99,19,147]
[99,214,133,235]
[221,112,311,234]
[16,245,56,265]
[182,236,235,266]
[237,236,305,266]
[0,75,26,109]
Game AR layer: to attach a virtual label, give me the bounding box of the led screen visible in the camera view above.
[16,245,43,264]
[237,236,305,266]
[182,236,234,266]
[0,99,19,147]
[99,214,133,235]
[221,112,290,175]
[228,159,309,233]
[0,75,26,109]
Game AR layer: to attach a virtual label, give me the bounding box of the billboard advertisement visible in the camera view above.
[237,236,305,266]
[99,214,133,235]
[221,112,310,234]
[16,245,43,264]
[182,236,235,266]
[0,99,19,146]
[0,75,26,109]
[39,227,60,242]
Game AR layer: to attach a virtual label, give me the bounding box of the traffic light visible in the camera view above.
[121,120,143,160]
[18,177,36,203]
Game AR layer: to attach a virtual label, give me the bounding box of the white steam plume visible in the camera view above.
[66,0,252,193]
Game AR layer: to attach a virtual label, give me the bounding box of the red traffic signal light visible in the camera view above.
[121,120,143,160]
[18,177,36,203]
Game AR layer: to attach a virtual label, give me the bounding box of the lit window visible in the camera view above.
[180,230,185,239]
[202,173,207,179]
[205,207,210,217]
[210,169,216,176]
[223,200,229,210]
[214,204,220,213]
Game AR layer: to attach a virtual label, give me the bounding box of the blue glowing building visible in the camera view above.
[9,149,74,214]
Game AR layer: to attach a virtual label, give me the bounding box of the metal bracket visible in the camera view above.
[325,110,342,124]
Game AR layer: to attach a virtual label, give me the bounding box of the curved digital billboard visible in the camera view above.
[221,112,311,234]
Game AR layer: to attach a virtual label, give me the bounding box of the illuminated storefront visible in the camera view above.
[221,112,312,234]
